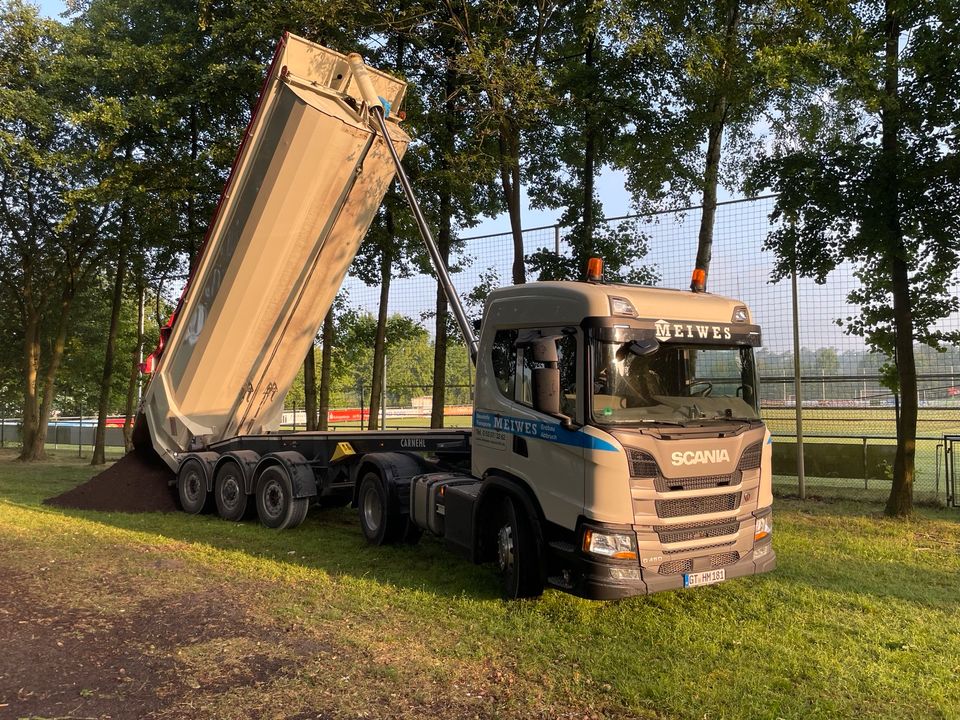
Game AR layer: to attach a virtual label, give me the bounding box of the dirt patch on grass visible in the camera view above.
[0,569,314,720]
[44,450,178,513]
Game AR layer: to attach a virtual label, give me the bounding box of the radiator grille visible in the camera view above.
[628,449,658,477]
[654,471,740,493]
[655,492,741,519]
[657,551,741,575]
[658,558,693,575]
[711,551,740,568]
[738,441,762,470]
[657,521,740,544]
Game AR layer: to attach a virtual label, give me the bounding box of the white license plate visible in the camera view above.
[683,569,725,588]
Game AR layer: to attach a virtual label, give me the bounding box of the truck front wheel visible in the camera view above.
[256,466,309,530]
[494,496,544,600]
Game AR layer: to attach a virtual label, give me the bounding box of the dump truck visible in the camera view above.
[135,33,776,599]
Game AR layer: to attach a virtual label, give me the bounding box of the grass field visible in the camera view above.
[1,449,958,719]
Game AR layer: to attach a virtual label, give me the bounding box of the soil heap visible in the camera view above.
[45,451,178,513]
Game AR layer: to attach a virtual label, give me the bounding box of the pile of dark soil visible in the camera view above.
[45,451,178,513]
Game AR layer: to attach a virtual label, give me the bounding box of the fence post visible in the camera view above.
[862,437,869,490]
[791,270,806,499]
[78,405,83,459]
[358,381,364,430]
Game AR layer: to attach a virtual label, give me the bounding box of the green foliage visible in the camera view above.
[750,1,960,370]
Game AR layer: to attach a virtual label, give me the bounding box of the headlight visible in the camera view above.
[754,515,772,541]
[582,527,637,559]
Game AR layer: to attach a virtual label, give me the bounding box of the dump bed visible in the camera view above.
[140,34,409,470]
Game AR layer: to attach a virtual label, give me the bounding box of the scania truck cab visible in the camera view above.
[446,279,776,599]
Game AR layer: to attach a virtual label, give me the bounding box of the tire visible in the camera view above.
[177,457,212,515]
[357,471,403,545]
[214,460,253,522]
[255,465,309,530]
[493,496,544,600]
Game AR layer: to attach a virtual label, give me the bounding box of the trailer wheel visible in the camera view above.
[256,465,309,530]
[214,460,252,522]
[357,471,403,545]
[177,458,212,515]
[494,496,544,600]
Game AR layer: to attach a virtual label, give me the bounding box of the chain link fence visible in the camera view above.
[341,195,960,506]
[5,196,959,505]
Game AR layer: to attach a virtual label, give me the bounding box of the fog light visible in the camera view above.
[610,567,641,581]
[755,544,770,559]
[583,527,637,560]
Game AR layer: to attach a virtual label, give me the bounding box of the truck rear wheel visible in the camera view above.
[494,496,544,600]
[357,471,403,545]
[256,465,309,530]
[215,460,252,522]
[177,457,212,515]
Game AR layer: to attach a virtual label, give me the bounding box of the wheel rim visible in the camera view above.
[184,469,202,503]
[262,479,284,519]
[362,485,381,533]
[221,474,240,509]
[497,523,514,573]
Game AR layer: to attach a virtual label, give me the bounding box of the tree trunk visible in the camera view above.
[692,0,741,292]
[499,122,525,285]
[303,341,318,431]
[19,310,41,459]
[431,211,451,428]
[318,308,334,431]
[368,218,393,431]
[431,64,456,429]
[880,3,914,517]
[22,289,74,461]
[122,281,145,451]
[581,31,597,263]
[92,239,129,465]
[187,103,200,271]
[693,113,725,291]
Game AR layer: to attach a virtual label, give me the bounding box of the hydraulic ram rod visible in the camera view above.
[347,53,480,364]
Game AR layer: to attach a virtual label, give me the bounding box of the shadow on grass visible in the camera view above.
[16,498,504,602]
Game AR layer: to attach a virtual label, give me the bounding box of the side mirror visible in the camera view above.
[532,367,560,416]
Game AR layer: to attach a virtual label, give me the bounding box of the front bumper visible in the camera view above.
[557,543,777,601]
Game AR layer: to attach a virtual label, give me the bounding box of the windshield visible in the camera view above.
[590,332,760,426]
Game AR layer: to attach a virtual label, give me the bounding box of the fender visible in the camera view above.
[176,451,220,491]
[351,452,432,509]
[471,472,547,566]
[253,451,317,499]
[213,450,261,495]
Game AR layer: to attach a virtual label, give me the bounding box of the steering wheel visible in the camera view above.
[687,381,713,397]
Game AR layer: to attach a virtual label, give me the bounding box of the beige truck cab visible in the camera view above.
[463,280,776,599]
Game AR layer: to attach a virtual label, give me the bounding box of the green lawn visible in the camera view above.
[1,450,958,719]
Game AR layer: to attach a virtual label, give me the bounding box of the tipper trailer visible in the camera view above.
[135,33,776,599]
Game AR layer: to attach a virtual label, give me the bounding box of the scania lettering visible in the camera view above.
[134,34,776,600]
[672,450,732,466]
